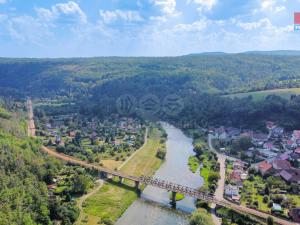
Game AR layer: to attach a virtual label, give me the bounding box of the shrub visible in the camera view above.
[263,195,269,203]
[156,148,166,160]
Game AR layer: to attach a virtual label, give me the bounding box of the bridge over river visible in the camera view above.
[40,146,296,225]
[28,98,295,225]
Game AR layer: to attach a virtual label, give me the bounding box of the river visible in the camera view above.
[116,122,204,225]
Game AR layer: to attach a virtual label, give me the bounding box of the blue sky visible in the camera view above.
[0,0,299,57]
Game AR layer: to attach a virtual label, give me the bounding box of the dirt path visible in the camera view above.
[117,127,148,171]
[75,180,103,225]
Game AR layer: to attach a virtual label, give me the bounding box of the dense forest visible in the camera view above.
[1,55,300,98]
[2,55,300,130]
[0,102,94,225]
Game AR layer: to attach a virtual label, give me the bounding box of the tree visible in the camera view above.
[263,195,269,203]
[189,209,214,225]
[231,136,252,154]
[71,174,91,194]
[267,216,274,225]
[208,172,220,183]
[194,143,206,157]
[74,132,82,146]
[156,148,166,160]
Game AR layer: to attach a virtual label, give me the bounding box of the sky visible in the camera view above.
[0,0,299,57]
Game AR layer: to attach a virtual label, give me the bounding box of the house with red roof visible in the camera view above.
[258,161,273,175]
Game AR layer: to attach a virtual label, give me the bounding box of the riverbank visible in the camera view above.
[81,126,165,224]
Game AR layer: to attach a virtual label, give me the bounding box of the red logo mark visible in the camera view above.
[295,12,300,24]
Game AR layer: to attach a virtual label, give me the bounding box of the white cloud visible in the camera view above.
[191,0,217,11]
[172,19,208,32]
[237,17,293,35]
[151,0,181,16]
[260,0,286,13]
[7,15,52,45]
[36,1,87,24]
[99,10,143,24]
[0,0,6,4]
[237,18,272,30]
[274,5,286,13]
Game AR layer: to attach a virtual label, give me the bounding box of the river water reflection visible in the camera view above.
[116,122,203,225]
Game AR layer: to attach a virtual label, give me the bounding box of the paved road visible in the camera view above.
[208,134,226,225]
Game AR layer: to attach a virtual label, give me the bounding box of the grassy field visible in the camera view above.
[199,152,219,191]
[79,126,165,224]
[223,88,300,101]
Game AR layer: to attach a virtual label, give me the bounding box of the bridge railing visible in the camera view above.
[139,176,215,201]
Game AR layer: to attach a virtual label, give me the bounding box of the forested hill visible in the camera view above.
[0,103,62,225]
[1,55,300,98]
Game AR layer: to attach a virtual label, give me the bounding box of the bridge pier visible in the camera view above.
[171,191,177,208]
[135,181,140,189]
[119,176,123,184]
[135,181,141,197]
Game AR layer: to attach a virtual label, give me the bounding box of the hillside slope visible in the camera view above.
[1,55,300,98]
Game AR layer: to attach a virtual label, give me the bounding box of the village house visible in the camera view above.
[226,127,241,140]
[224,185,240,202]
[272,159,292,171]
[252,133,269,146]
[214,127,227,140]
[280,169,300,184]
[257,161,273,176]
[271,127,284,138]
[285,139,297,150]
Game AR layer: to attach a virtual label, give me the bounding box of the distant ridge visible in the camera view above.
[187,52,229,56]
[186,50,300,56]
[241,50,300,56]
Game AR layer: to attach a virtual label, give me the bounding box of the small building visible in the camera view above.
[272,203,283,213]
[252,133,269,143]
[224,185,239,197]
[215,127,227,140]
[272,159,291,170]
[271,127,284,138]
